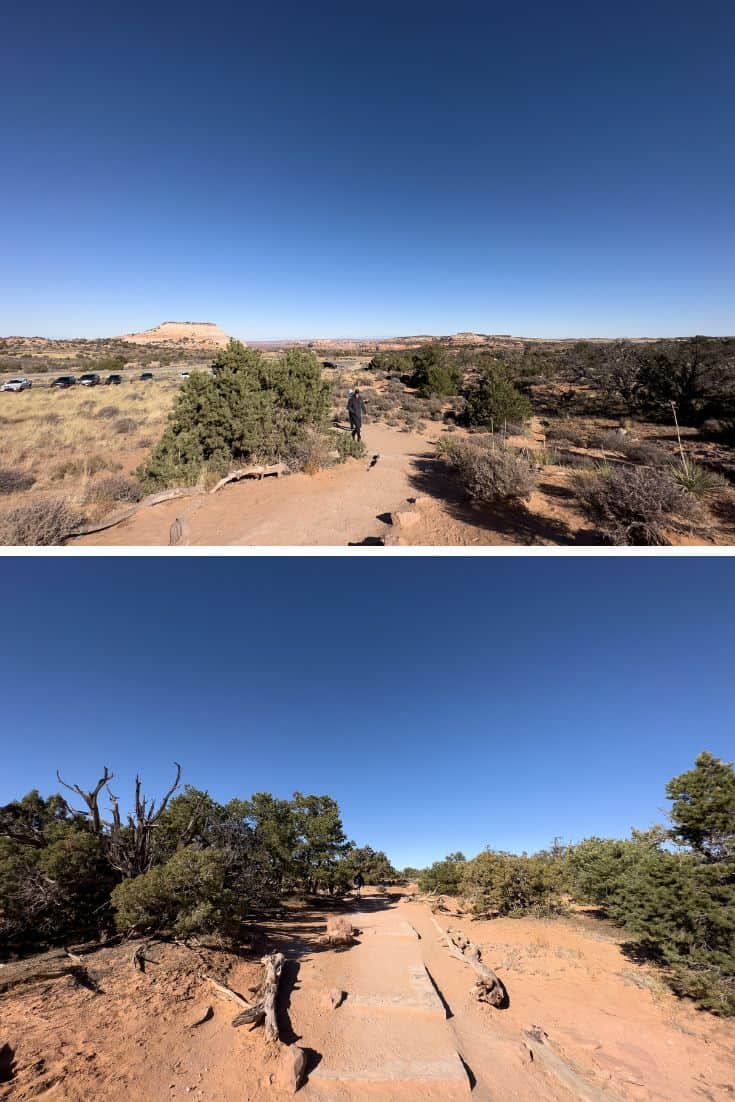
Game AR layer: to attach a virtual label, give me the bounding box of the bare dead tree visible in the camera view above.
[105,763,182,878]
[55,763,182,878]
[56,767,114,834]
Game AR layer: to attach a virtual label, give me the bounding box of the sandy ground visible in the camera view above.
[75,423,514,548]
[71,416,735,548]
[2,889,733,1101]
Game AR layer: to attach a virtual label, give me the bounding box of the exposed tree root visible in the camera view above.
[431,917,506,1007]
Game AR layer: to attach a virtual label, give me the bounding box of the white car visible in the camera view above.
[1,377,32,392]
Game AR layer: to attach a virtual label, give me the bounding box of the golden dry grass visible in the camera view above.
[0,379,180,529]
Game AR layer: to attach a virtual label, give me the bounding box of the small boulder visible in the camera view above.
[322,987,345,1009]
[392,509,420,528]
[321,917,357,945]
[274,1044,306,1093]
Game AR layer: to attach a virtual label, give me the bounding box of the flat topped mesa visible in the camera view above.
[120,321,230,346]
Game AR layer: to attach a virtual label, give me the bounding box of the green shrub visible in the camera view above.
[442,436,535,505]
[613,851,735,1015]
[336,433,366,461]
[0,793,115,953]
[111,847,238,936]
[138,342,331,491]
[418,853,466,895]
[565,830,664,907]
[339,845,398,887]
[466,364,532,428]
[410,345,462,397]
[460,850,565,917]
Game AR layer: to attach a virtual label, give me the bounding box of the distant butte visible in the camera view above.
[120,321,230,346]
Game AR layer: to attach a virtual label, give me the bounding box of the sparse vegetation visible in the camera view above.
[1,332,733,545]
[0,467,35,495]
[441,435,536,505]
[336,432,366,461]
[574,465,703,545]
[0,497,84,546]
[83,474,143,506]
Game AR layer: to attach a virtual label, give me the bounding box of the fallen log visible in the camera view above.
[145,487,205,507]
[67,487,205,540]
[203,974,251,1010]
[431,917,506,1007]
[69,505,138,537]
[232,952,285,1042]
[210,463,288,494]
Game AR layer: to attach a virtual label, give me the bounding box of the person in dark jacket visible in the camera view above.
[347,388,366,441]
[353,871,365,897]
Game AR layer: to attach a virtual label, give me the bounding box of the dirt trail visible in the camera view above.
[291,893,587,1102]
[74,424,510,547]
[3,891,734,1100]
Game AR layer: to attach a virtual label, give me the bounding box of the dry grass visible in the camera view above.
[0,380,179,534]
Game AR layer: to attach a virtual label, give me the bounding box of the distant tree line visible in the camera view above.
[0,767,397,955]
[369,336,735,437]
[414,752,735,1016]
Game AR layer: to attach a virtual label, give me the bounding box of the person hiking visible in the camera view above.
[353,871,364,897]
[347,387,366,441]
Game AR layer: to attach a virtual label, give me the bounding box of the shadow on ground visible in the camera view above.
[407,456,602,545]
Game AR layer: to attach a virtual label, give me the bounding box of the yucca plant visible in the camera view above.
[670,459,724,501]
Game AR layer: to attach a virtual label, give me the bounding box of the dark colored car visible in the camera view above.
[105,373,123,385]
[139,372,154,381]
[51,375,77,388]
[79,372,101,387]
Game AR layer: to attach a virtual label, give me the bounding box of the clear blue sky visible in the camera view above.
[2,1,733,340]
[1,558,732,868]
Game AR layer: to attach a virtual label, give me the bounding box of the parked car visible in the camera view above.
[79,372,101,387]
[180,371,190,378]
[139,372,154,381]
[1,377,32,392]
[105,373,123,385]
[51,375,77,388]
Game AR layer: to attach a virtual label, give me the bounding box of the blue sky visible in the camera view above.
[1,558,732,868]
[2,0,734,339]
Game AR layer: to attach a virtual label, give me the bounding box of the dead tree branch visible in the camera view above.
[204,975,252,1010]
[432,917,507,1007]
[55,767,113,834]
[232,952,285,1042]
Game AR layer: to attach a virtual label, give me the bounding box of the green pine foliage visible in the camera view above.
[0,772,391,953]
[138,340,331,490]
[666,751,735,862]
[460,850,566,917]
[466,362,532,428]
[409,345,463,397]
[418,852,466,895]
